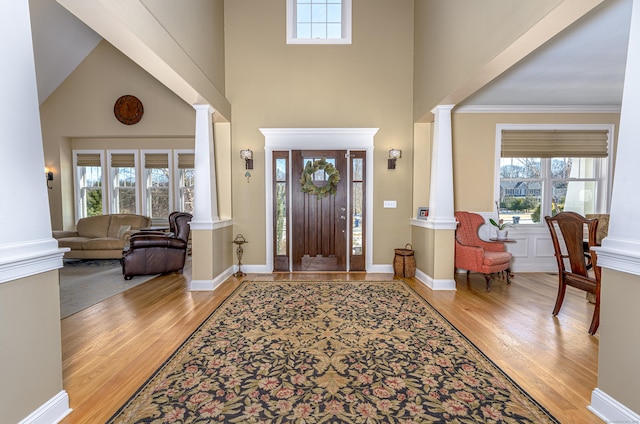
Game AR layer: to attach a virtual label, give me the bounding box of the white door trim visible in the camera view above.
[260,128,378,272]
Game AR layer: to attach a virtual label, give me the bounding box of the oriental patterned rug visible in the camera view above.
[108,281,558,423]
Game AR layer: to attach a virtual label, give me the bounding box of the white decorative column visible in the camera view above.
[190,104,226,291]
[423,105,457,290]
[590,1,640,422]
[427,105,457,229]
[0,1,69,422]
[192,104,219,226]
[597,0,640,275]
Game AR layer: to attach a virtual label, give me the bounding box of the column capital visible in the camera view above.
[431,104,455,114]
[193,104,216,114]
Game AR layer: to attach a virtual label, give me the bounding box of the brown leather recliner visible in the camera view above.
[121,212,192,280]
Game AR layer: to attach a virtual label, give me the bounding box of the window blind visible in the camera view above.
[110,153,135,168]
[177,153,195,169]
[501,130,609,158]
[76,153,101,167]
[144,153,169,168]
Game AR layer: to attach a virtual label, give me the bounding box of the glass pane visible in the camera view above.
[116,188,136,214]
[297,23,311,38]
[327,23,341,38]
[305,157,335,181]
[352,158,363,181]
[114,167,136,214]
[181,169,195,186]
[276,158,287,182]
[149,168,169,218]
[276,182,287,255]
[311,23,327,38]
[85,188,102,217]
[311,4,327,22]
[297,4,311,22]
[552,157,596,179]
[499,181,542,224]
[327,4,341,21]
[500,157,541,179]
[558,180,597,216]
[352,182,362,255]
[181,188,194,214]
[150,188,169,218]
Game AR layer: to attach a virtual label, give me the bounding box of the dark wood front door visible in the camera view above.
[291,150,348,271]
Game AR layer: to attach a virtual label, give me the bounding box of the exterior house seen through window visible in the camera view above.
[497,126,612,225]
[287,0,351,44]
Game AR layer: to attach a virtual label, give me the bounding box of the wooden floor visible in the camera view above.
[60,266,601,423]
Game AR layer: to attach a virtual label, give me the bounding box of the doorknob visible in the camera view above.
[340,215,346,220]
[340,207,346,211]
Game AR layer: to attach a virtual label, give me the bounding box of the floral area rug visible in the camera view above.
[108,281,558,423]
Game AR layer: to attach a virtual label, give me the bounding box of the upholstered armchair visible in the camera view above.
[454,211,513,291]
[121,212,192,280]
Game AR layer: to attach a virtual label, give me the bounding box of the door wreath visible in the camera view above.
[300,158,341,198]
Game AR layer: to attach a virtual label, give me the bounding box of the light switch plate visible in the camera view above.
[383,200,397,208]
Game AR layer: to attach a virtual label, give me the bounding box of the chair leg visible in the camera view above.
[552,279,567,316]
[588,293,600,335]
[505,269,511,284]
[484,274,491,291]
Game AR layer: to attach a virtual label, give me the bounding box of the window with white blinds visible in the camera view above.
[73,149,195,221]
[497,126,612,224]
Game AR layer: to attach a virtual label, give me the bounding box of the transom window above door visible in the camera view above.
[286,0,352,44]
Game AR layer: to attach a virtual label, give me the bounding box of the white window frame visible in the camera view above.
[173,149,195,214]
[495,123,614,224]
[141,149,173,221]
[73,150,106,220]
[107,149,140,215]
[286,0,352,45]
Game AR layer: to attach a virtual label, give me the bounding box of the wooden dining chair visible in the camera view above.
[545,212,600,335]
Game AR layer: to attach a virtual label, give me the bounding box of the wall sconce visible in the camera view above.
[388,149,402,169]
[240,149,254,170]
[45,167,54,189]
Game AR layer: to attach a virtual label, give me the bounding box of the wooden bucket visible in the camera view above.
[393,244,415,278]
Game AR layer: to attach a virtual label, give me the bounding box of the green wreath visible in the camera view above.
[300,158,341,198]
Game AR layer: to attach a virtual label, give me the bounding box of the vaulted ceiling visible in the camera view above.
[30,0,631,109]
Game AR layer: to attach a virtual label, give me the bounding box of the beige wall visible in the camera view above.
[191,225,234,281]
[598,268,640,413]
[225,0,415,266]
[0,271,63,424]
[451,112,620,213]
[142,0,226,96]
[413,123,432,214]
[412,225,433,277]
[413,0,564,121]
[40,41,197,229]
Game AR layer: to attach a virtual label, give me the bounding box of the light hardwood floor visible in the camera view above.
[60,266,601,423]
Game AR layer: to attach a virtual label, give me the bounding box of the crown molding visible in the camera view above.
[454,105,621,114]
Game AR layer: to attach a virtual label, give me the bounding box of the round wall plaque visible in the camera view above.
[113,95,144,125]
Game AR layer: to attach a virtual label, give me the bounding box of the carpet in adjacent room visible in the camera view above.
[59,259,156,318]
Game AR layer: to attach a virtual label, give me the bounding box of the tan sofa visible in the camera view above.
[53,214,151,259]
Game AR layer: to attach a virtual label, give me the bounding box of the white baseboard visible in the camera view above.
[368,264,393,273]
[589,388,640,423]
[18,390,71,424]
[190,266,234,291]
[415,268,457,290]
